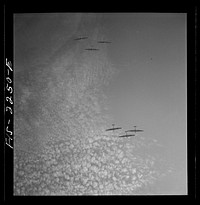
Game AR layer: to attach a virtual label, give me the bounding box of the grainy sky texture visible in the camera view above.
[14,13,187,195]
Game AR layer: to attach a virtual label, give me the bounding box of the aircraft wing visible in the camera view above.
[126,129,144,132]
[105,127,122,131]
[74,38,82,40]
[113,127,122,130]
[98,41,111,43]
[119,134,135,138]
[74,37,88,40]
[118,135,127,137]
[105,128,114,131]
[85,48,99,51]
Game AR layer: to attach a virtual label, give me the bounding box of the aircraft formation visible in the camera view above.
[73,36,111,51]
[105,124,144,139]
[75,35,143,139]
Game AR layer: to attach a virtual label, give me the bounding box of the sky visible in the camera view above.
[14,13,187,192]
[100,13,187,168]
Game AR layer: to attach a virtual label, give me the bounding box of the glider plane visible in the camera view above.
[105,124,122,132]
[97,41,112,44]
[85,48,99,51]
[126,126,144,133]
[118,131,135,138]
[74,37,88,41]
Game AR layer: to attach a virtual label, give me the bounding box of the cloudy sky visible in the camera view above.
[14,13,187,193]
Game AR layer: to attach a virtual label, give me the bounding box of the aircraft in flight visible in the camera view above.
[118,131,135,138]
[97,41,112,44]
[126,126,144,133]
[105,124,122,132]
[85,48,99,51]
[74,37,88,41]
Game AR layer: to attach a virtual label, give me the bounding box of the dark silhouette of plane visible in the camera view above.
[74,37,88,41]
[97,41,112,44]
[119,134,135,138]
[119,131,135,138]
[126,126,144,133]
[105,124,122,132]
[85,48,99,51]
